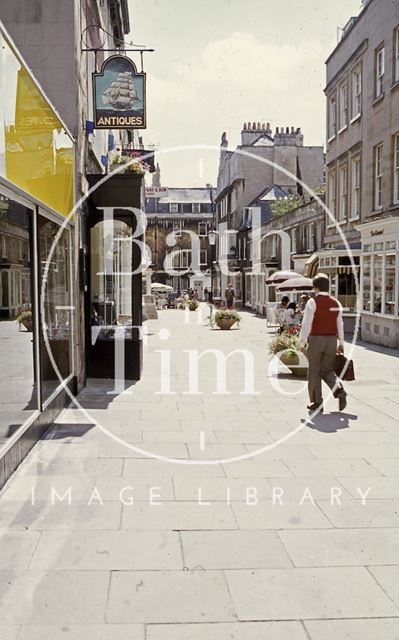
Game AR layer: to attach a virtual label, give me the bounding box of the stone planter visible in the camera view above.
[278,350,308,377]
[20,317,33,332]
[216,318,237,330]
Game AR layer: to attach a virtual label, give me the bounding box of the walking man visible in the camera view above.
[299,273,347,412]
[225,282,235,309]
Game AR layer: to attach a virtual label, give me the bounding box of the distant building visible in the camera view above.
[325,0,399,346]
[145,186,214,298]
[215,122,325,306]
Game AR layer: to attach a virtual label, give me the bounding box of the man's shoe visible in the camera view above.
[307,402,323,412]
[337,391,347,411]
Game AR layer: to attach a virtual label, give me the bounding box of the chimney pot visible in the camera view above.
[262,123,265,130]
[291,126,295,133]
[286,127,289,134]
[257,122,261,129]
[276,127,279,133]
[252,122,256,129]
[243,123,247,129]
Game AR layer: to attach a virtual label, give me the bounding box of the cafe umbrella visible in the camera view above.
[277,276,313,292]
[265,270,301,285]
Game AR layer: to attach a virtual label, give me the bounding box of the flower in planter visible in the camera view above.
[214,309,241,324]
[269,330,300,355]
[16,309,33,332]
[188,300,199,311]
[108,148,150,175]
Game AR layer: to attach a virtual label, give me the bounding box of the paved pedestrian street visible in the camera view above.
[1,306,399,639]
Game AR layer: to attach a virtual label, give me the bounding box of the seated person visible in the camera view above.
[283,302,299,327]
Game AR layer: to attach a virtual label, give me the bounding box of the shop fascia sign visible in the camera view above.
[145,186,169,197]
[93,55,146,129]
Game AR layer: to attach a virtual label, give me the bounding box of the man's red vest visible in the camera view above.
[310,295,340,336]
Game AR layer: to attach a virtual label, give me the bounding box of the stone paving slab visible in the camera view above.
[0,627,19,640]
[121,501,238,530]
[30,530,182,570]
[17,625,145,640]
[0,570,110,624]
[107,570,236,623]
[318,498,399,528]
[181,530,292,569]
[0,501,122,530]
[304,618,399,640]
[226,567,399,620]
[0,532,40,569]
[369,566,399,607]
[146,621,308,640]
[232,501,332,529]
[280,528,399,566]
[173,477,272,501]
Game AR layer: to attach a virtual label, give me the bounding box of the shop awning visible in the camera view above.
[322,265,360,276]
[304,254,319,278]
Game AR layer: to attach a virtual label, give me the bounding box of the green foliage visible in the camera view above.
[269,330,300,355]
[215,309,241,323]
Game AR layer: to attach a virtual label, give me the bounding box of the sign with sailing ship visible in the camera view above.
[93,56,146,129]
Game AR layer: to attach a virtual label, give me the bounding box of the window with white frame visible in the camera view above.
[199,249,207,265]
[271,235,277,257]
[170,203,178,213]
[395,27,399,84]
[172,249,191,269]
[173,220,182,236]
[339,166,348,221]
[339,83,348,129]
[290,228,297,253]
[328,96,336,138]
[394,133,399,204]
[198,222,207,237]
[374,143,383,209]
[351,157,361,219]
[351,67,362,118]
[308,223,315,251]
[375,45,385,98]
[328,171,336,219]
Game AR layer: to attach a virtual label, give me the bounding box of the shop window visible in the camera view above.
[363,256,371,311]
[0,193,37,452]
[385,254,396,315]
[39,217,72,400]
[373,254,383,313]
[173,221,182,237]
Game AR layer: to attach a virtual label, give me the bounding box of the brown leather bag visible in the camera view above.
[334,353,355,381]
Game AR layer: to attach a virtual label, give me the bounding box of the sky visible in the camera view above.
[127,0,362,187]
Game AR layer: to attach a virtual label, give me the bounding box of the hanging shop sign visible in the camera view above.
[93,55,146,129]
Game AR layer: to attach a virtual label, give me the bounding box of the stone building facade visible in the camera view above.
[145,187,214,299]
[325,0,399,347]
[215,122,324,306]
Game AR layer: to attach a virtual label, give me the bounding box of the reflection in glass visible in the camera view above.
[363,256,371,311]
[39,217,72,399]
[385,255,396,315]
[0,192,37,449]
[0,30,74,217]
[91,220,133,341]
[373,255,383,313]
